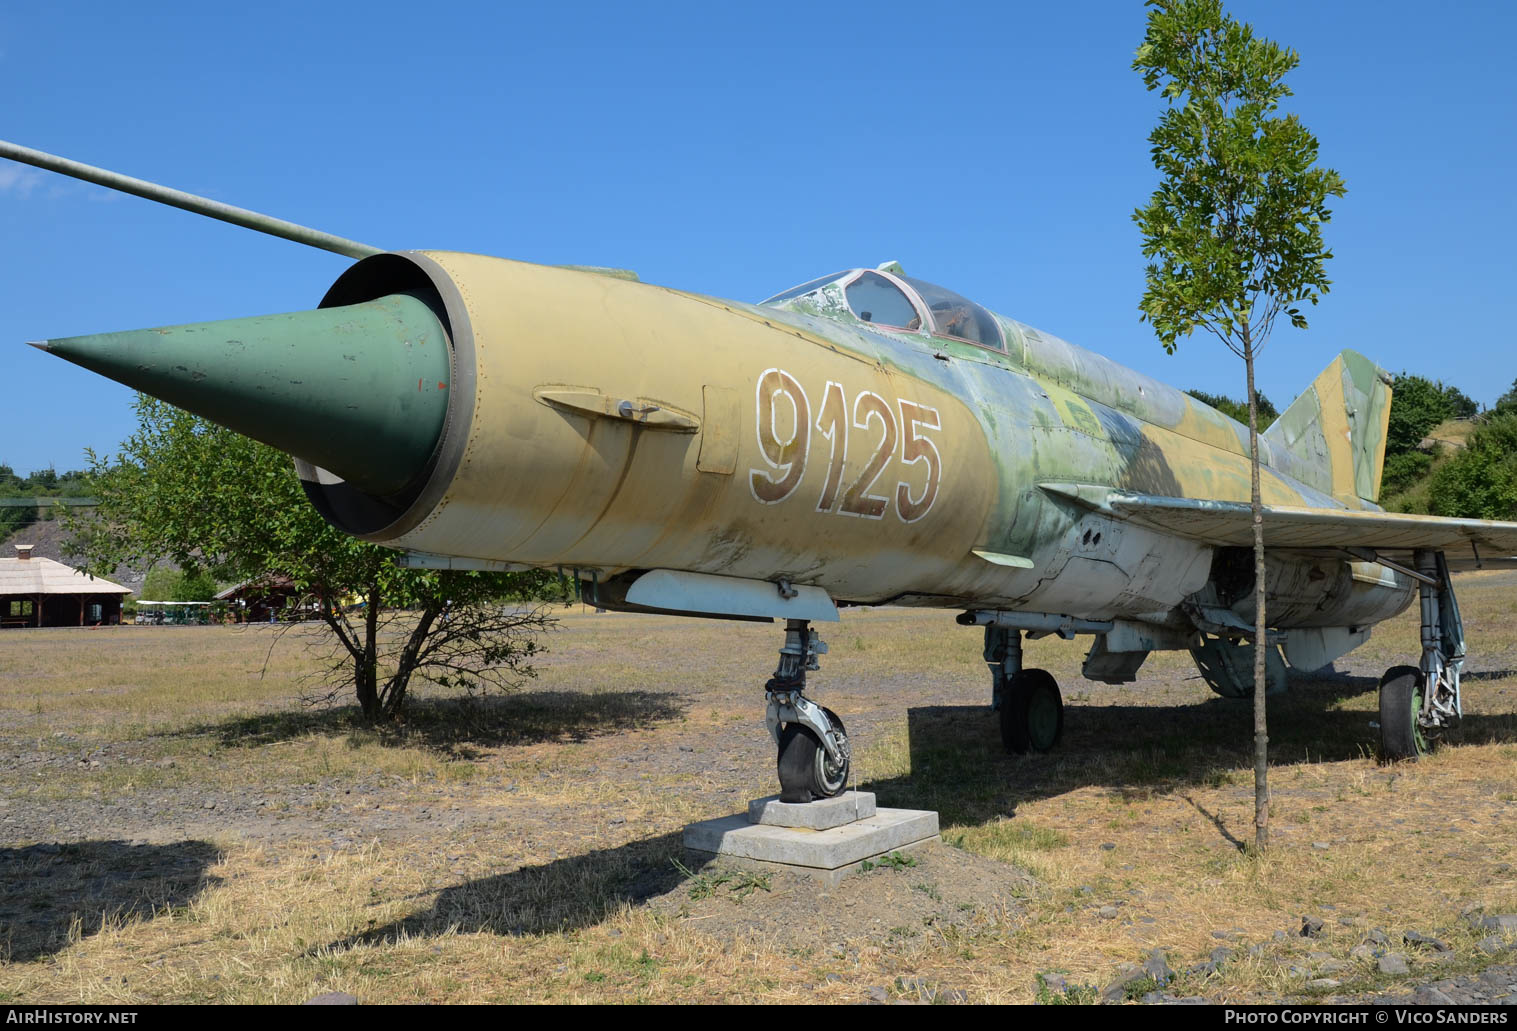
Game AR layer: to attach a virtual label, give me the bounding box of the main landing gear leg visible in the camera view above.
[983,624,1022,712]
[1380,549,1464,761]
[766,619,850,803]
[984,624,1063,755]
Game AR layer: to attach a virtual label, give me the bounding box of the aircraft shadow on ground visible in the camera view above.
[324,831,700,950]
[864,672,1517,831]
[175,689,688,758]
[0,839,221,962]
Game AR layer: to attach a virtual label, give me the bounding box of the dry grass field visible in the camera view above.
[3,573,1517,1004]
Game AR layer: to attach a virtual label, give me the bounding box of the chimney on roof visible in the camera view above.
[15,544,33,561]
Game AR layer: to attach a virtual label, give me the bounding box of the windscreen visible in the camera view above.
[844,271,922,330]
[902,276,1004,350]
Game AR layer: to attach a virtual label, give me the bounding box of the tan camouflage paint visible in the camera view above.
[384,253,997,603]
[312,255,1472,627]
[1263,351,1393,507]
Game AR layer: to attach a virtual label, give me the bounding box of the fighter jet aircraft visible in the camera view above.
[11,140,1517,803]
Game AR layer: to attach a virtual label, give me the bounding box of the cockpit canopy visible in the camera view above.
[760,266,1005,351]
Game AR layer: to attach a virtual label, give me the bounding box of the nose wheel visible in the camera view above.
[765,619,851,803]
[777,707,849,802]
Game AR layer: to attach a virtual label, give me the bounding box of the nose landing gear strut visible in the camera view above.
[765,618,851,803]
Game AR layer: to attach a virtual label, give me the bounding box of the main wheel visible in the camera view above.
[1379,665,1428,761]
[1001,669,1064,754]
[777,707,849,803]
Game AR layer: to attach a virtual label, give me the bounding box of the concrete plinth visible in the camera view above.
[684,804,940,887]
[748,791,876,830]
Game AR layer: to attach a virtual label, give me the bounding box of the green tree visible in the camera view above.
[1134,0,1345,849]
[1443,386,1478,421]
[139,567,219,602]
[1493,378,1517,416]
[70,396,558,721]
[0,466,91,536]
[1386,373,1456,455]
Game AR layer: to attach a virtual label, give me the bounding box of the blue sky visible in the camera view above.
[3,1,1514,475]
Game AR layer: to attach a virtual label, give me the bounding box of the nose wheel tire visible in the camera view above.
[1001,668,1063,754]
[777,707,849,803]
[1379,665,1429,761]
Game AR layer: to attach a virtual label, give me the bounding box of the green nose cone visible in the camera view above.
[37,292,451,498]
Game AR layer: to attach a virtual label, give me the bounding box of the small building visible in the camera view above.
[215,573,310,623]
[0,544,130,628]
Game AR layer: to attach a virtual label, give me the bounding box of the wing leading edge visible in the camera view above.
[1039,482,1517,561]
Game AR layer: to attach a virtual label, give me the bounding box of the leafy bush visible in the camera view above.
[1380,448,1435,495]
[1426,411,1517,520]
[1386,373,1471,455]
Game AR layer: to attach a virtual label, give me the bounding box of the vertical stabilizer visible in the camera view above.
[1263,350,1393,506]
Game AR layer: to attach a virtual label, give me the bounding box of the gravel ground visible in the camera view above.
[7,716,1510,1005]
[1,663,1031,973]
[3,602,1516,1003]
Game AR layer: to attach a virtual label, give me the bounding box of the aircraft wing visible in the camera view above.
[1040,483,1517,560]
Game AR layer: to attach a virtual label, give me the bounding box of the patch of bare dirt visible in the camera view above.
[646,841,1031,953]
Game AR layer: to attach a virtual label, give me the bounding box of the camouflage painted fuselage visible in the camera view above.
[284,253,1411,650]
[43,249,1417,668]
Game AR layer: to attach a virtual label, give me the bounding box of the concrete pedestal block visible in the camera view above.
[747,791,876,829]
[684,806,940,886]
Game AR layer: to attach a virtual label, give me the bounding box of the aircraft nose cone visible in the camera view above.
[36,291,452,497]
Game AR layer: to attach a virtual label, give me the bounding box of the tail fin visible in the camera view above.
[1263,350,1393,506]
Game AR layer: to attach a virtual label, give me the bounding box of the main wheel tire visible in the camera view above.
[1001,669,1064,754]
[1379,665,1428,761]
[777,707,849,803]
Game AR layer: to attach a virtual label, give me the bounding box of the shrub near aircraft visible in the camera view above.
[12,139,1517,803]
